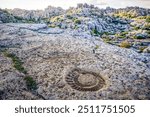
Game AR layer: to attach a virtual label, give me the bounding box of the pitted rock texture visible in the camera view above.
[0,23,150,100]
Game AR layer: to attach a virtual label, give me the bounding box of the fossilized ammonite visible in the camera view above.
[65,68,106,91]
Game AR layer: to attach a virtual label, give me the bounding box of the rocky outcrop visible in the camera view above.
[6,6,65,22]
[0,5,150,53]
[0,23,150,100]
[0,4,150,100]
[0,9,17,23]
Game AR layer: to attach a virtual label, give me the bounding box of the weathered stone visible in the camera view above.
[0,23,150,100]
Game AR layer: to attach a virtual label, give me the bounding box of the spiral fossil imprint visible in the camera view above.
[65,68,106,91]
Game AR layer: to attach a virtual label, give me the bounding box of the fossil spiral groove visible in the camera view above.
[65,68,105,91]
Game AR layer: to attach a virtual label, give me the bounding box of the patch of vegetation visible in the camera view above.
[146,30,150,34]
[143,24,150,30]
[118,35,126,38]
[135,16,147,20]
[74,25,78,29]
[139,46,147,53]
[48,24,56,28]
[14,16,24,21]
[28,18,37,23]
[42,18,49,23]
[119,41,131,48]
[24,76,37,90]
[146,16,150,23]
[115,33,126,39]
[4,52,27,74]
[74,19,81,24]
[91,29,99,36]
[66,15,73,19]
[134,35,146,39]
[3,50,37,91]
[103,38,111,43]
[133,26,140,30]
[95,45,99,49]
[114,12,137,19]
[120,31,128,36]
[91,29,103,36]
[3,9,9,14]
[50,16,62,23]
[102,38,116,45]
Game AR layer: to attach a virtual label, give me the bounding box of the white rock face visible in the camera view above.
[7,23,47,31]
[0,23,150,100]
[38,28,64,34]
[7,6,65,21]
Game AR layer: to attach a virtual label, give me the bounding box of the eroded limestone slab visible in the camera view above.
[0,24,150,100]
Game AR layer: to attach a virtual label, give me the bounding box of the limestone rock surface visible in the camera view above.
[0,23,150,100]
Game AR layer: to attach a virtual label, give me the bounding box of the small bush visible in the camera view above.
[66,15,73,19]
[146,30,150,34]
[133,26,140,30]
[115,32,126,38]
[24,76,37,90]
[118,35,126,38]
[114,12,137,19]
[14,16,24,21]
[91,29,101,36]
[143,24,150,30]
[103,38,111,42]
[74,19,81,24]
[146,16,150,23]
[95,45,99,49]
[134,35,146,39]
[119,41,131,48]
[120,31,128,36]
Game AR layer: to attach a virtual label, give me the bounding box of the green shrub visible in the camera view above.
[121,31,128,36]
[118,35,126,38]
[95,45,99,49]
[115,32,126,38]
[66,15,73,19]
[119,41,131,48]
[146,30,150,34]
[134,35,146,39]
[4,52,27,74]
[103,38,111,42]
[14,16,24,20]
[3,51,37,91]
[114,12,137,19]
[146,16,150,23]
[74,19,81,24]
[136,16,147,20]
[91,29,101,36]
[143,24,150,30]
[24,76,37,90]
[133,26,140,30]
[74,25,78,29]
